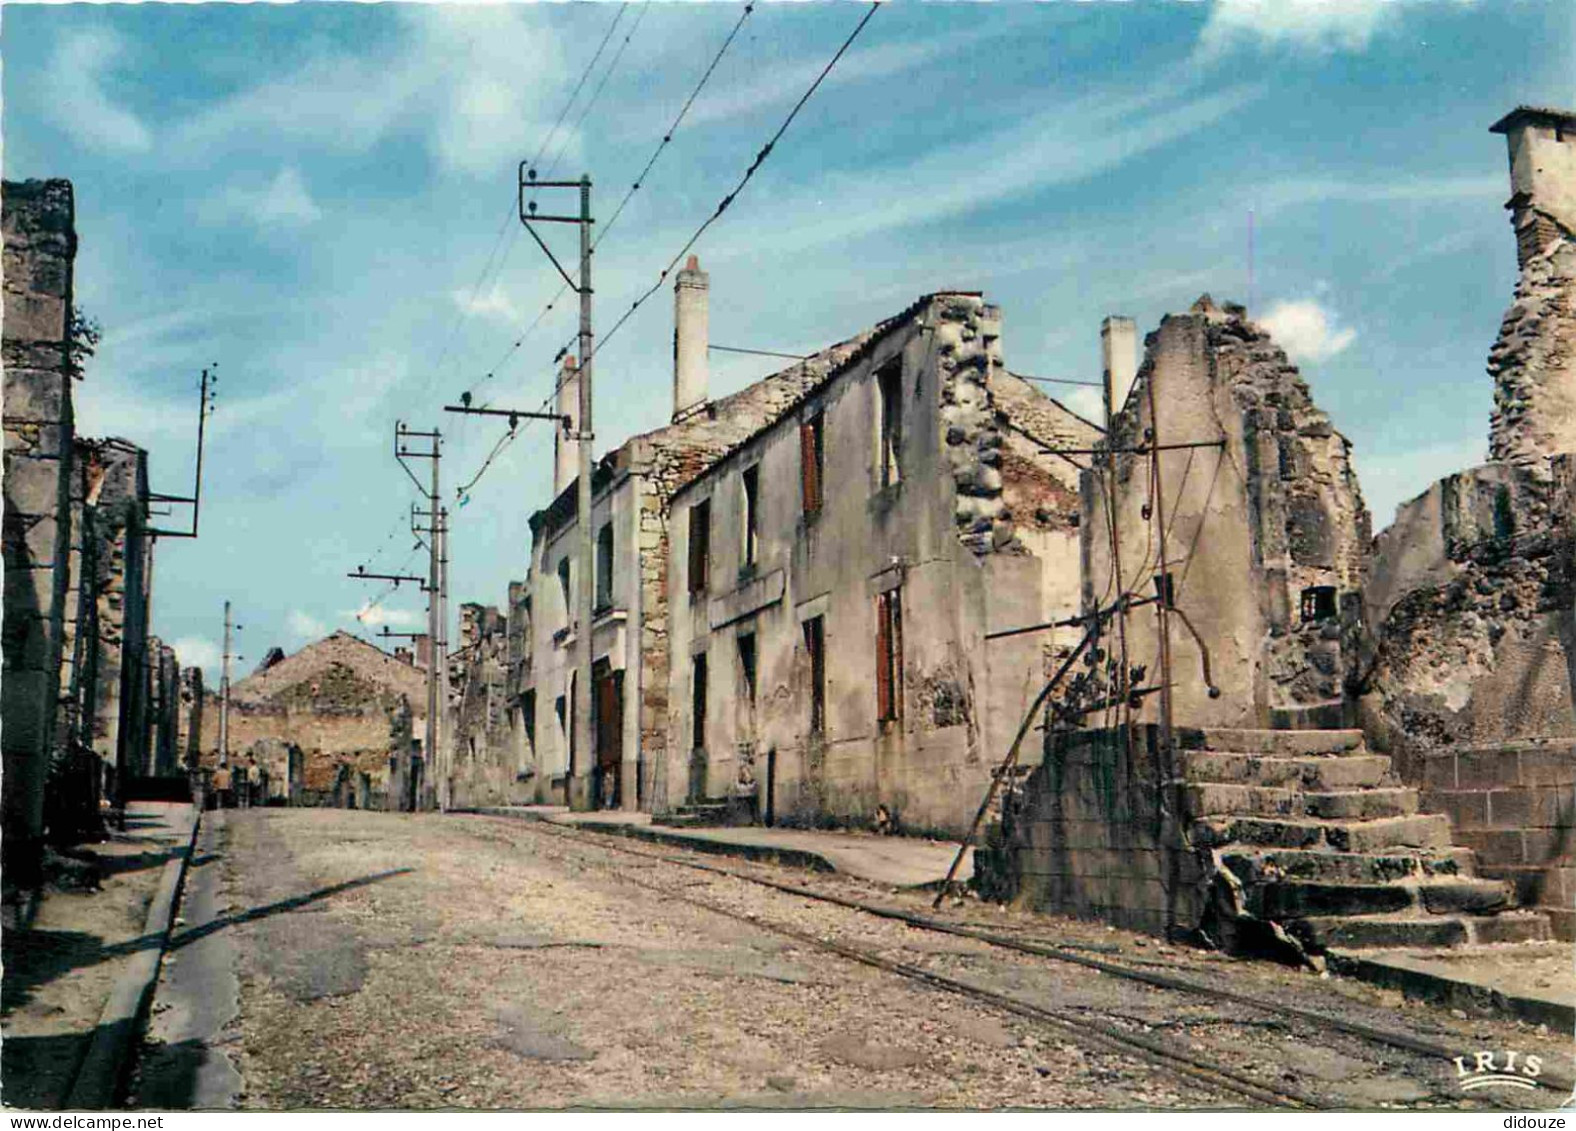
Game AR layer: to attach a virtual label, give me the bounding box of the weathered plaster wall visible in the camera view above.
[1082,297,1371,729]
[505,327,873,813]
[3,179,77,874]
[663,294,1094,835]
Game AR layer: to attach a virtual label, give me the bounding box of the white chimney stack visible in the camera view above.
[554,354,579,495]
[1100,316,1138,426]
[673,255,709,421]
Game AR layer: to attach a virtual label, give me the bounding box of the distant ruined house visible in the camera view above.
[193,631,428,811]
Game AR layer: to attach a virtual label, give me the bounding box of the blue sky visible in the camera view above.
[4,1,1572,680]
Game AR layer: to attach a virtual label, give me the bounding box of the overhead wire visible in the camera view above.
[451,2,877,506]
[466,0,756,403]
[426,1,636,426]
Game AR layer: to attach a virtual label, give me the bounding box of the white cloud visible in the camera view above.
[347,604,424,630]
[1259,299,1357,364]
[1197,0,1401,56]
[705,78,1263,261]
[170,6,565,177]
[453,284,520,324]
[203,167,322,230]
[170,636,221,673]
[287,610,327,641]
[41,27,152,154]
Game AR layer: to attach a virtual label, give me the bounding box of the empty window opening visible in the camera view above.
[878,361,903,487]
[738,632,759,705]
[742,465,760,567]
[692,653,708,754]
[1301,585,1338,624]
[520,690,537,770]
[876,588,904,726]
[688,499,711,595]
[800,412,824,517]
[556,558,572,622]
[804,615,826,736]
[595,523,614,612]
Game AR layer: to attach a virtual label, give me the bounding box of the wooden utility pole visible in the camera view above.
[516,166,595,809]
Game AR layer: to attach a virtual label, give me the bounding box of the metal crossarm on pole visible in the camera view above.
[149,365,216,539]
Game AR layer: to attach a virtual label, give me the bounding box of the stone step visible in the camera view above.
[1190,728,1366,756]
[1221,847,1478,886]
[1254,876,1513,920]
[1470,910,1554,945]
[1181,752,1392,790]
[1268,702,1353,731]
[1184,783,1417,821]
[1193,812,1453,852]
[1288,909,1551,951]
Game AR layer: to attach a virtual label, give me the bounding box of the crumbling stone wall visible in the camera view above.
[194,631,424,806]
[448,603,518,808]
[975,725,1204,936]
[3,179,77,879]
[1488,231,1576,466]
[1083,297,1372,728]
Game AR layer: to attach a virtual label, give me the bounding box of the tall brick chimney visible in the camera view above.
[1100,315,1138,424]
[554,354,579,495]
[673,255,709,421]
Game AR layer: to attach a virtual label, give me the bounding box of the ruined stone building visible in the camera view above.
[1364,105,1576,940]
[3,178,193,886]
[663,292,1096,834]
[192,630,428,810]
[1081,295,1374,731]
[454,257,879,812]
[981,108,1576,955]
[3,178,79,884]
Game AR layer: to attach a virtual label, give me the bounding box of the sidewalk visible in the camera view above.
[470,806,972,889]
[2,801,197,1110]
[1328,942,1575,1030]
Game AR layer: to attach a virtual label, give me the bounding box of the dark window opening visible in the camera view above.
[595,523,614,613]
[878,361,902,487]
[742,465,760,567]
[738,632,758,705]
[804,615,826,736]
[688,499,711,595]
[875,588,904,725]
[1301,585,1338,624]
[521,690,537,764]
[556,558,572,622]
[800,413,824,517]
[691,653,708,753]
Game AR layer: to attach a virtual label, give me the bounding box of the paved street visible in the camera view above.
[126,808,1571,1111]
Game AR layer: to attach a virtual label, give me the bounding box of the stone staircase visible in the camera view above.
[1183,727,1553,953]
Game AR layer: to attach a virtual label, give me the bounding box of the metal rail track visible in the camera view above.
[505,819,1323,1109]
[492,815,1573,1105]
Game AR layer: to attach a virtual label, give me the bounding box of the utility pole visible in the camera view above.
[219,600,233,768]
[347,559,428,810]
[394,423,446,810]
[517,165,595,809]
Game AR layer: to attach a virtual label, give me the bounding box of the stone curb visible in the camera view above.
[1327,948,1576,1032]
[467,807,837,875]
[63,807,200,1110]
